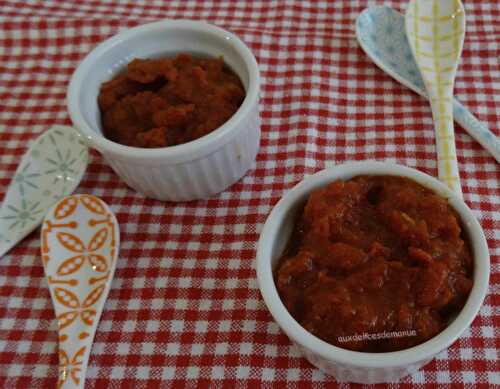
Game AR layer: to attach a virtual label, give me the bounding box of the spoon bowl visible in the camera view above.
[0,125,89,258]
[41,194,120,389]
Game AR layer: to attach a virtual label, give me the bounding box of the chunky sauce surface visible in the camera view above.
[276,175,473,352]
[98,54,245,148]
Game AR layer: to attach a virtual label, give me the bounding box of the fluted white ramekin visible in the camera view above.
[67,20,260,201]
[256,161,490,383]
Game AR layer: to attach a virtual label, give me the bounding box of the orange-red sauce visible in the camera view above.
[276,175,473,352]
[98,54,245,148]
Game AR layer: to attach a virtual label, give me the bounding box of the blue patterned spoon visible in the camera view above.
[0,125,89,258]
[356,5,500,163]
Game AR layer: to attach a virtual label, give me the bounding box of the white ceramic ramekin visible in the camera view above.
[256,161,490,384]
[68,20,260,201]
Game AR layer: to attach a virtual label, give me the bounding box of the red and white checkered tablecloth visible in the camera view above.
[0,0,498,387]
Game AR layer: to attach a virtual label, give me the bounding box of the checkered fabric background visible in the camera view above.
[0,0,498,387]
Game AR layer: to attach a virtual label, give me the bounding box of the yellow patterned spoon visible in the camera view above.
[41,195,119,389]
[405,0,465,197]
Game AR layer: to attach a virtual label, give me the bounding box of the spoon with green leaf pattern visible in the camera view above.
[0,125,89,258]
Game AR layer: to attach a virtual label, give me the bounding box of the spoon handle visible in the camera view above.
[453,100,500,163]
[430,97,463,197]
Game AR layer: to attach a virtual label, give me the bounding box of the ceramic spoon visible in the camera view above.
[356,5,500,164]
[0,125,89,258]
[41,194,120,389]
[405,0,466,196]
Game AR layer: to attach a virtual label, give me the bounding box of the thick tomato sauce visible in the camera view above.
[276,175,473,352]
[98,54,245,148]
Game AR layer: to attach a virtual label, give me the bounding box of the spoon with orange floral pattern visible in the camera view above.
[41,194,119,389]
